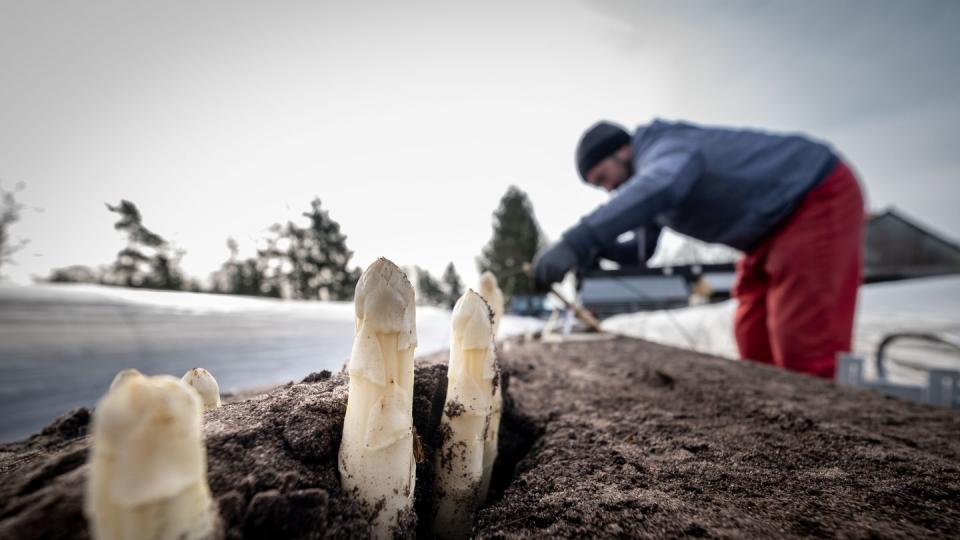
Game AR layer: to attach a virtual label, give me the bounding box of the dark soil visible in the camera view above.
[476,336,960,538]
[1,336,959,539]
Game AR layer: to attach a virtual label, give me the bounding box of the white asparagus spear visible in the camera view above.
[474,275,504,503]
[181,368,222,411]
[109,368,143,392]
[478,375,502,505]
[85,374,218,540]
[338,258,417,538]
[478,271,504,338]
[432,290,501,539]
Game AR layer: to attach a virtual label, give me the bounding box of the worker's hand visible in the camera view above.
[531,241,578,293]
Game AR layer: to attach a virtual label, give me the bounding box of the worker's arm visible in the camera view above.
[533,140,702,290]
[563,140,703,262]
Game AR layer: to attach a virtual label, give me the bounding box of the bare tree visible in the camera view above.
[0,182,28,276]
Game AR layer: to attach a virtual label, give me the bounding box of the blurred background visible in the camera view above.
[1,0,959,441]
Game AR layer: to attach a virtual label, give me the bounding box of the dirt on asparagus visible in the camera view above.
[2,336,960,538]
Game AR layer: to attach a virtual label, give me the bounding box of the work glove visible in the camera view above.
[531,241,578,293]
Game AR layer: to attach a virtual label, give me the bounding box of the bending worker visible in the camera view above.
[532,119,864,379]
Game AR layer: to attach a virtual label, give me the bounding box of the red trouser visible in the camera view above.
[733,162,864,379]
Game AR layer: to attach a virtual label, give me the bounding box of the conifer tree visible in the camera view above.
[415,266,447,306]
[211,237,282,298]
[477,186,544,301]
[105,200,185,290]
[265,198,361,301]
[441,262,464,309]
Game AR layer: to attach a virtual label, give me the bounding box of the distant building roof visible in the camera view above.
[865,208,960,282]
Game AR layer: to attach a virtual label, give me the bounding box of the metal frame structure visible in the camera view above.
[837,332,960,409]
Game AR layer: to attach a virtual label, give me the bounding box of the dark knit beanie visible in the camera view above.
[576,121,631,181]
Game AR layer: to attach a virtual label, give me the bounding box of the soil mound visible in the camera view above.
[1,336,959,538]
[477,337,960,538]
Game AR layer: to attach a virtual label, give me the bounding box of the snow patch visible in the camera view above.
[602,276,960,385]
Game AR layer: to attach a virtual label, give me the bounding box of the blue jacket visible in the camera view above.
[563,119,838,264]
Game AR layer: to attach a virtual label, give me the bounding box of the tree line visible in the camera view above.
[40,186,547,305]
[46,198,362,301]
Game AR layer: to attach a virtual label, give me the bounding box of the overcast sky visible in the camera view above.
[1,0,958,288]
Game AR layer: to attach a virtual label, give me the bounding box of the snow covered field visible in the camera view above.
[603,275,960,386]
[0,284,543,442]
[3,277,955,442]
